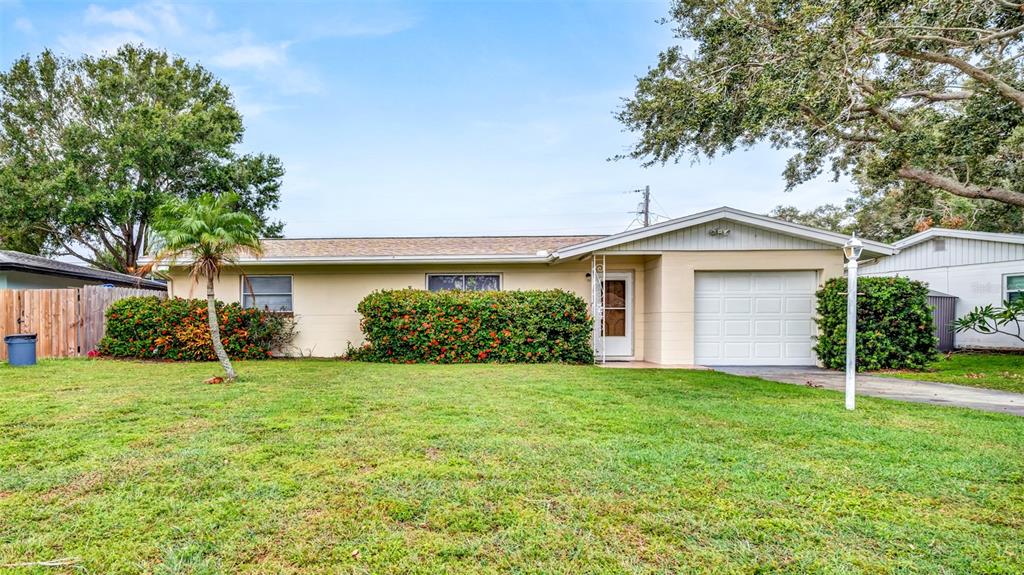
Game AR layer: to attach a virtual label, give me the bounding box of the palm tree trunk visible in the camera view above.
[206,274,237,380]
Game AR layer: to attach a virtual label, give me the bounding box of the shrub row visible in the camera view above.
[98,296,296,361]
[814,276,937,370]
[349,289,593,364]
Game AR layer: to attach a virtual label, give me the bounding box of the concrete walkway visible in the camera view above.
[715,366,1024,417]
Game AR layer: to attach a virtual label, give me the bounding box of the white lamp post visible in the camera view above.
[843,234,864,410]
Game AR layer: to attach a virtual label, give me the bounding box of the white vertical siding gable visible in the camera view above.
[602,219,834,252]
[863,237,1024,273]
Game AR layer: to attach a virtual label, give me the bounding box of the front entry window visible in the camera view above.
[603,279,626,336]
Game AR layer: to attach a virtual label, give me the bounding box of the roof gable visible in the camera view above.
[894,228,1024,249]
[554,207,895,258]
[863,230,1024,273]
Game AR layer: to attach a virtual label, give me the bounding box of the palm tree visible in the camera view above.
[150,193,263,380]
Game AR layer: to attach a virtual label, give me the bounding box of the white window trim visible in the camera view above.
[241,274,294,311]
[425,273,503,291]
[1003,272,1024,303]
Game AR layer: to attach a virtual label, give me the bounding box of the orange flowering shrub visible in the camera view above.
[349,289,592,364]
[99,296,296,360]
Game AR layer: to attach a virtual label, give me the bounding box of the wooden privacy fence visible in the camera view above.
[0,285,165,361]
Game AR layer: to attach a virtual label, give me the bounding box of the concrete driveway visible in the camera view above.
[715,366,1024,417]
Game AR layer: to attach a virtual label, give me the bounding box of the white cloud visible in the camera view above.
[211,44,288,69]
[84,4,155,33]
[310,14,417,39]
[51,1,413,114]
[13,16,33,33]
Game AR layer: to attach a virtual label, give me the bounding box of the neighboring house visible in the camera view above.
[0,250,166,290]
[861,228,1024,350]
[161,207,894,366]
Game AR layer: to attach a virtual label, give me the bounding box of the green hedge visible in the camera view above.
[815,276,937,370]
[349,289,593,364]
[98,296,296,361]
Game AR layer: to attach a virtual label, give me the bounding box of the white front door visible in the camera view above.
[601,272,633,358]
[694,271,817,366]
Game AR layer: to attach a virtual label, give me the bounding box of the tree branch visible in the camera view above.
[895,49,1024,109]
[898,90,973,101]
[898,166,1024,206]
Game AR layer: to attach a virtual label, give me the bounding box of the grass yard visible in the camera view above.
[1,360,1022,574]
[883,352,1024,394]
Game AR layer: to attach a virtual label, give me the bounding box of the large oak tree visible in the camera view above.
[617,1,1024,218]
[0,45,283,273]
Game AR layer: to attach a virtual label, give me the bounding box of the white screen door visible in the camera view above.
[602,272,633,358]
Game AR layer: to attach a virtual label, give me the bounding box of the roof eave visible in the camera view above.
[0,262,166,289]
[159,254,557,266]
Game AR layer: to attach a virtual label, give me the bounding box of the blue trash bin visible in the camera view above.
[5,334,37,366]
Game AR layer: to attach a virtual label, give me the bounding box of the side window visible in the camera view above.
[426,274,501,292]
[1006,275,1024,304]
[242,276,293,312]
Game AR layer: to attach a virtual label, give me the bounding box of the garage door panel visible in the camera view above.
[695,271,817,366]
[785,342,814,358]
[785,297,813,314]
[723,275,752,292]
[695,320,720,336]
[755,274,783,291]
[695,342,721,360]
[755,297,782,313]
[724,342,751,358]
[785,319,812,336]
[724,320,751,336]
[754,320,781,336]
[695,274,722,292]
[694,297,721,313]
[723,298,751,314]
[754,342,782,358]
[786,273,817,291]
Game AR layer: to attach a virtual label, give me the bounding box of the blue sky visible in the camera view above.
[1,0,851,238]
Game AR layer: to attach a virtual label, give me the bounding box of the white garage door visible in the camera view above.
[695,271,817,366]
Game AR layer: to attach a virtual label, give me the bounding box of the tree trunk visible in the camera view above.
[206,274,237,380]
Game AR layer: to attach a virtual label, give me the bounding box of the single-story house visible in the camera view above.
[0,250,166,290]
[163,207,894,365]
[861,228,1024,350]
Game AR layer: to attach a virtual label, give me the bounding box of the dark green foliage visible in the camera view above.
[0,45,283,272]
[815,277,937,370]
[98,296,296,361]
[619,1,1024,213]
[350,289,593,364]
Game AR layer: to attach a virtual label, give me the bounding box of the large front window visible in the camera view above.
[242,276,293,312]
[426,274,501,292]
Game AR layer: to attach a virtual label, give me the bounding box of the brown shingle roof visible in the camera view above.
[255,235,605,259]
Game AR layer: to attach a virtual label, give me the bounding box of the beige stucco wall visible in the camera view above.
[167,257,647,359]
[166,250,842,364]
[639,249,845,365]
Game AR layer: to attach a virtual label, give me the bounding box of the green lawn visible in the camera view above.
[883,352,1024,394]
[1,360,1022,574]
